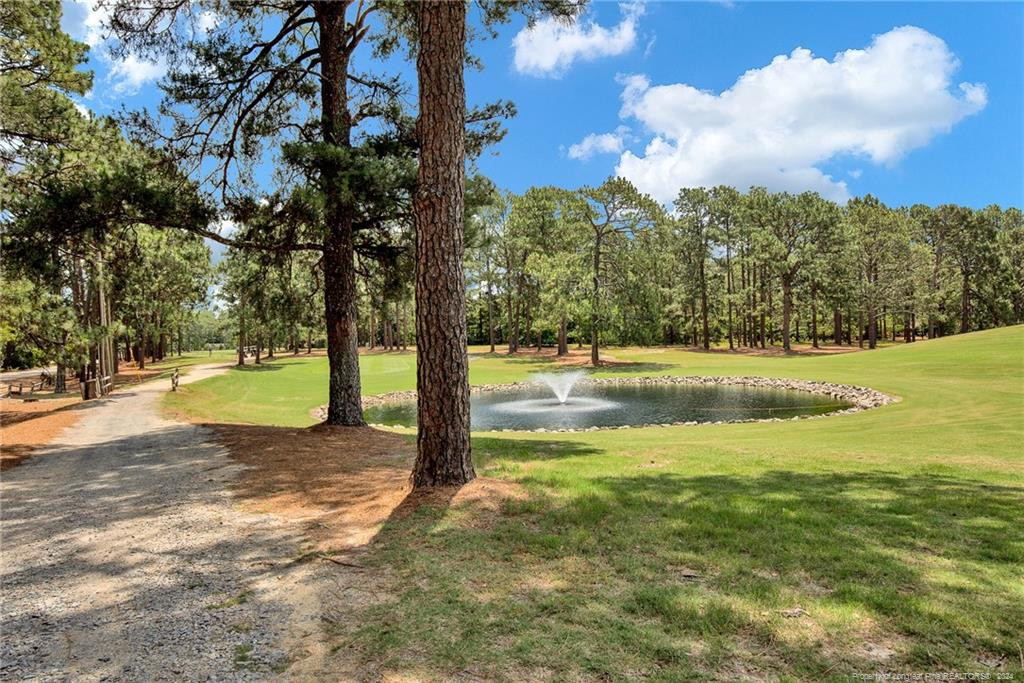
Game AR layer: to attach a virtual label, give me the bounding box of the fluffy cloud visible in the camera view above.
[108,54,168,95]
[65,0,167,95]
[513,3,644,78]
[600,26,986,202]
[567,126,632,160]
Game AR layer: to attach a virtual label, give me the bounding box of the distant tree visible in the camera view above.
[942,205,998,333]
[746,189,840,351]
[675,188,715,349]
[846,195,908,348]
[709,186,742,349]
[577,177,662,364]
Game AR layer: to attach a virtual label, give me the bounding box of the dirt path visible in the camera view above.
[0,364,331,681]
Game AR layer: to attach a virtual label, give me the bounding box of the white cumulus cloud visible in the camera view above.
[599,26,986,202]
[65,0,167,95]
[513,2,644,78]
[108,53,168,95]
[568,126,632,160]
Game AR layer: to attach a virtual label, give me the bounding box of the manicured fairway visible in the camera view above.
[166,327,1024,679]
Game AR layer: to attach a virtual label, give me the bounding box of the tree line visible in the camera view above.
[464,180,1023,361]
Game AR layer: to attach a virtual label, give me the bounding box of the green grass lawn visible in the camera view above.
[144,348,238,372]
[166,327,1024,680]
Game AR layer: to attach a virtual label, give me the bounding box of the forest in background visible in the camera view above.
[3,0,1022,382]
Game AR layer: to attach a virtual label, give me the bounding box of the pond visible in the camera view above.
[364,381,852,431]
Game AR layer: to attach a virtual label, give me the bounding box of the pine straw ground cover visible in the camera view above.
[0,395,83,470]
[172,327,1024,681]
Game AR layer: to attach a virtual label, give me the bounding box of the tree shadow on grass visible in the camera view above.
[233,363,285,372]
[343,463,1024,680]
[472,435,603,467]
[589,361,677,374]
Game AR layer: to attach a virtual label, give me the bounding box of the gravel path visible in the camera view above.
[1,365,326,681]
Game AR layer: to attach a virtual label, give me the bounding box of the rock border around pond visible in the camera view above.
[312,376,899,433]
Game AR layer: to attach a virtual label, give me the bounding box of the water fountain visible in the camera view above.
[489,371,619,417]
[532,371,587,403]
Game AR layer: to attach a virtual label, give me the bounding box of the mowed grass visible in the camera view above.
[130,348,238,380]
[167,327,1024,679]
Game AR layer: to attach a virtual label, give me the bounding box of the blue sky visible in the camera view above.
[63,1,1022,210]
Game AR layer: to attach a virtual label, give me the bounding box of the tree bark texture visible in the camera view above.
[960,269,971,334]
[591,235,601,365]
[699,255,710,350]
[318,3,364,425]
[557,314,568,356]
[411,0,474,488]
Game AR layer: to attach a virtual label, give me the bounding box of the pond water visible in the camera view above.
[364,382,851,431]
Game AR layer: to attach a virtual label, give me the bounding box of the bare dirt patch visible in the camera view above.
[211,423,523,551]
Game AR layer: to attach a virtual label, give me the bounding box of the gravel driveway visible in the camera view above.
[1,365,325,681]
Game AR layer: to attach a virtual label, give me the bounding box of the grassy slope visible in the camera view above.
[167,327,1024,680]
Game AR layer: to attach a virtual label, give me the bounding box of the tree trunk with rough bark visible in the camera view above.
[782,274,790,352]
[237,292,246,367]
[486,258,495,353]
[699,254,710,350]
[725,243,734,350]
[411,0,474,488]
[591,235,601,365]
[959,269,971,334]
[318,3,364,425]
[557,314,568,356]
[810,285,818,349]
[868,306,877,349]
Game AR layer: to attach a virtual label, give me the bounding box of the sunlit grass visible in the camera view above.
[166,327,1024,678]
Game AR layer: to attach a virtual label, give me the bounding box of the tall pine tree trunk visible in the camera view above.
[868,306,877,349]
[411,0,474,488]
[237,291,246,367]
[557,314,568,356]
[725,244,734,350]
[486,273,495,353]
[699,255,710,350]
[318,3,364,425]
[810,285,819,349]
[55,361,67,394]
[781,273,793,351]
[959,268,971,333]
[487,287,495,352]
[591,235,602,365]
